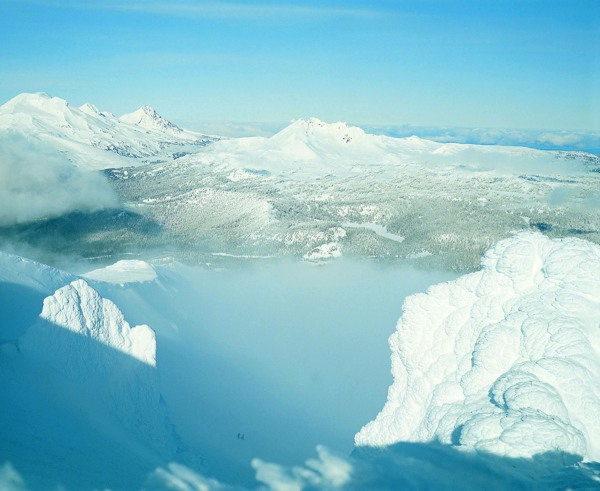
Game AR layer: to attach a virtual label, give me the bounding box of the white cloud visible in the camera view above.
[363,124,600,152]
[536,132,583,147]
[0,133,119,226]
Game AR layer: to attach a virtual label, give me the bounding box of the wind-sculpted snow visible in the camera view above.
[21,279,156,366]
[1,266,176,488]
[356,233,600,463]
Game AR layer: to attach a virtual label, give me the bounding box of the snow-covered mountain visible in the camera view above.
[99,124,600,269]
[0,92,213,170]
[1,93,599,269]
[120,104,184,134]
[2,92,600,489]
[197,116,599,177]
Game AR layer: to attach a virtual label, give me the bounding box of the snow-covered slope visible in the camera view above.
[356,233,600,463]
[0,254,175,490]
[0,92,212,170]
[102,133,600,270]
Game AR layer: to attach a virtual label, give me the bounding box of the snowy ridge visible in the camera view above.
[0,92,211,170]
[356,232,600,462]
[0,251,74,295]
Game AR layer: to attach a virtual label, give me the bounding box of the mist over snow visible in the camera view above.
[3,233,600,489]
[89,258,458,484]
[0,133,118,226]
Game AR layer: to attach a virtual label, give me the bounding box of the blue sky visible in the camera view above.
[0,0,598,131]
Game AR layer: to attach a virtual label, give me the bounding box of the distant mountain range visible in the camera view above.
[1,93,600,270]
[0,92,213,170]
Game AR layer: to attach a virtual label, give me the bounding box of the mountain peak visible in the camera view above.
[120,105,182,133]
[1,92,68,114]
[272,117,366,145]
[79,102,101,116]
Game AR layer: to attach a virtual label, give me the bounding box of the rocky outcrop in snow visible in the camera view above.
[356,233,600,462]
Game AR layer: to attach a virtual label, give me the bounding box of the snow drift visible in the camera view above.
[356,232,600,463]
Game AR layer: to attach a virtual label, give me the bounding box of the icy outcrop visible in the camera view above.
[21,279,156,366]
[356,233,600,462]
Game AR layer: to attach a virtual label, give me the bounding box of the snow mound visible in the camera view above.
[356,232,600,462]
[120,105,182,133]
[82,259,157,284]
[21,279,156,366]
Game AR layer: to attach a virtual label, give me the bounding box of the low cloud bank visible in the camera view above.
[0,133,118,226]
[364,124,600,153]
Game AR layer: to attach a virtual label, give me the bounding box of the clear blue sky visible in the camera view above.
[1,0,598,131]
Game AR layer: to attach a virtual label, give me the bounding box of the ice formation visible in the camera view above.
[20,279,156,366]
[356,232,600,462]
